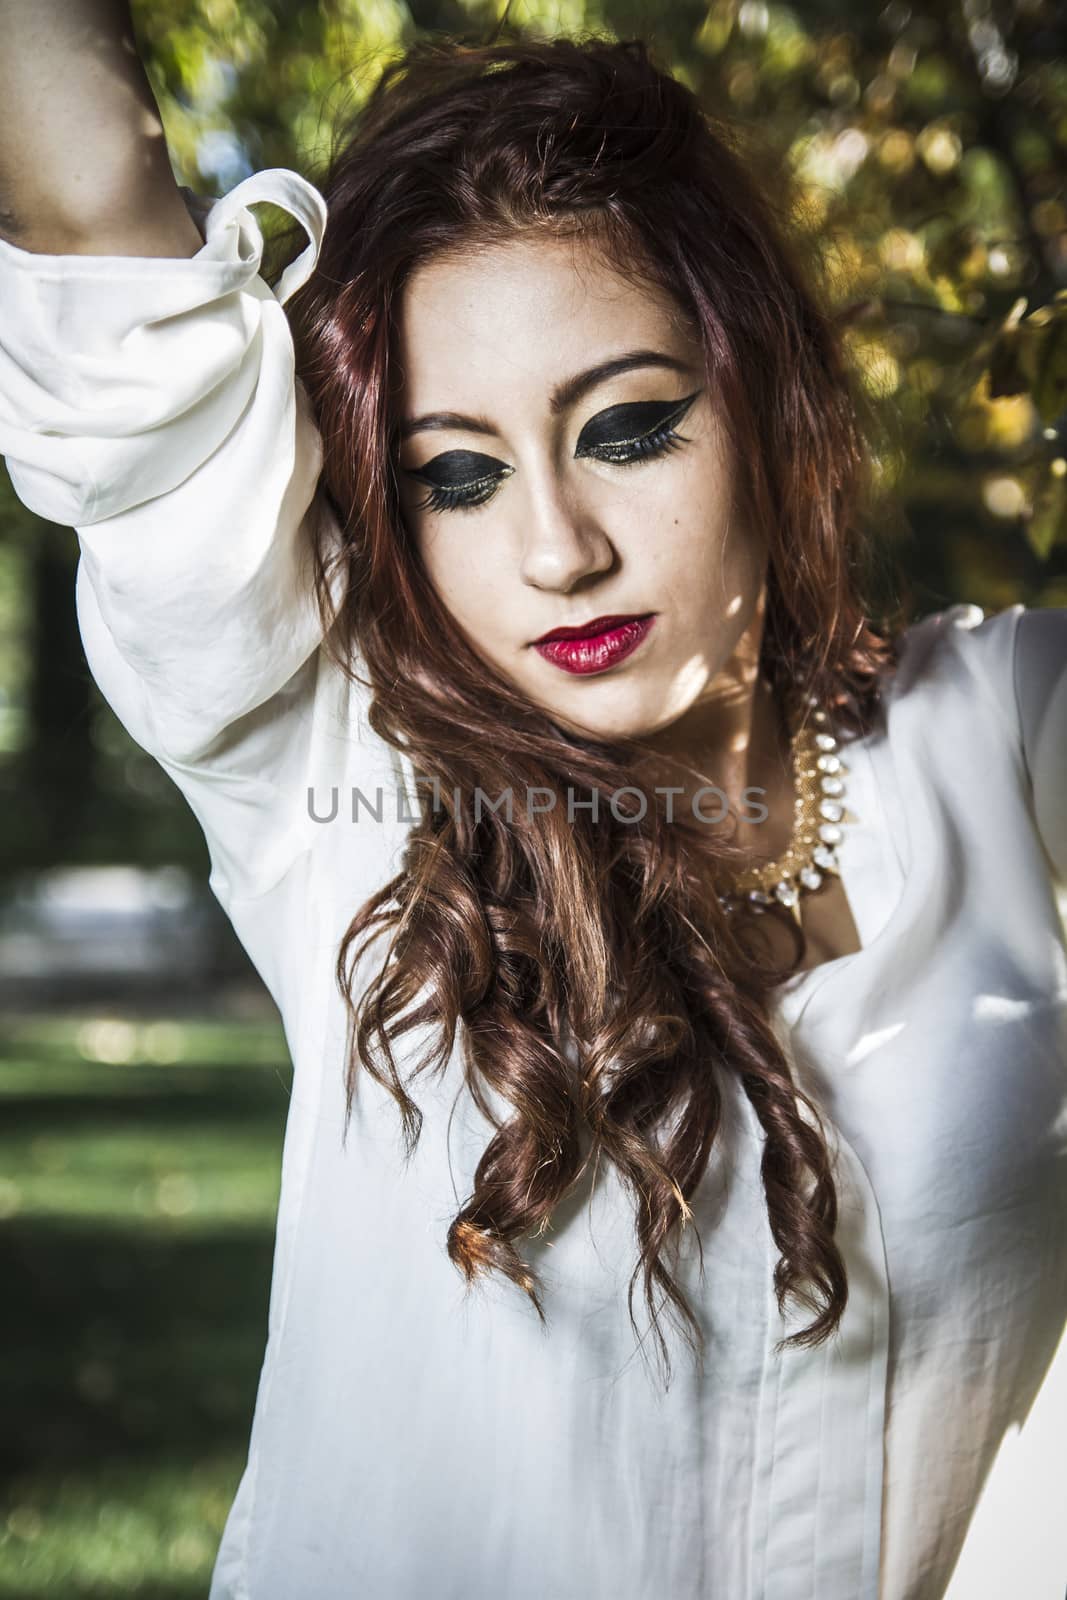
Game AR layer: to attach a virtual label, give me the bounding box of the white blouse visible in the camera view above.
[1,168,1065,1600]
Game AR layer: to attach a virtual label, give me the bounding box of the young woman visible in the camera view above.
[1,9,1065,1598]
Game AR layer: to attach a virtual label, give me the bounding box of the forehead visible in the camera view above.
[394,232,696,405]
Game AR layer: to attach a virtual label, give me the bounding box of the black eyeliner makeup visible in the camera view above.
[574,389,702,455]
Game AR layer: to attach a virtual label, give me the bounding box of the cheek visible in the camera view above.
[677,459,760,590]
[647,497,746,590]
[415,521,465,597]
[647,506,763,636]
[722,520,765,590]
[653,441,736,552]
[419,526,511,631]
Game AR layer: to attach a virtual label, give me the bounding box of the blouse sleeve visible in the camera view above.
[1012,605,1067,888]
[0,168,343,903]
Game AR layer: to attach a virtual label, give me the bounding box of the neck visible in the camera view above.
[632,604,795,862]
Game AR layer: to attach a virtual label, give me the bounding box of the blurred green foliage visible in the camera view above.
[1,0,1066,876]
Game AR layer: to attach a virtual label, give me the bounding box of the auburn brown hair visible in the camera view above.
[278,33,907,1387]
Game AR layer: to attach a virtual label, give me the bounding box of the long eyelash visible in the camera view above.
[581,388,699,465]
[415,415,691,515]
[590,425,689,466]
[415,475,501,515]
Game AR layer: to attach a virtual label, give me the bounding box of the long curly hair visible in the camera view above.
[278,33,907,1387]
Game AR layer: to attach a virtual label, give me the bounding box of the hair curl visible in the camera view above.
[277,33,908,1387]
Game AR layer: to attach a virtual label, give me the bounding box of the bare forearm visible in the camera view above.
[0,0,203,255]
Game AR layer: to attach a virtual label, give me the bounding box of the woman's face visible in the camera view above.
[394,229,767,746]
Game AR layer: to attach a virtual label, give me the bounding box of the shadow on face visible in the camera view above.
[392,228,768,751]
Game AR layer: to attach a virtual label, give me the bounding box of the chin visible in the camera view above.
[551,701,662,746]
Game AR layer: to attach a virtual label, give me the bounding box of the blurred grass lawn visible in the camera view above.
[0,1010,292,1599]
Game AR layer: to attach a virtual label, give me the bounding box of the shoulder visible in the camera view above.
[890,598,1067,703]
[885,599,1067,775]
[891,599,1019,688]
[879,601,1067,886]
[886,601,1022,736]
[1010,604,1067,727]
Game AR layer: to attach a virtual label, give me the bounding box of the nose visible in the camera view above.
[518,473,617,594]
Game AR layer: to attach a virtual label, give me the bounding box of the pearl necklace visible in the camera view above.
[716,694,846,926]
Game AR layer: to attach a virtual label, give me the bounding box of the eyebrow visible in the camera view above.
[397,349,697,442]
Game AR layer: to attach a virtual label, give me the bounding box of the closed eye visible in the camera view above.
[574,390,701,458]
[401,389,702,515]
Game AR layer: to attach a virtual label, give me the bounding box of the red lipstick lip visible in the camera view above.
[532,612,654,644]
[532,614,656,676]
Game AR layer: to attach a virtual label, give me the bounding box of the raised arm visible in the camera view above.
[0,1,338,908]
[0,0,203,256]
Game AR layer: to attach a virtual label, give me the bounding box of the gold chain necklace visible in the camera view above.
[716,695,847,927]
